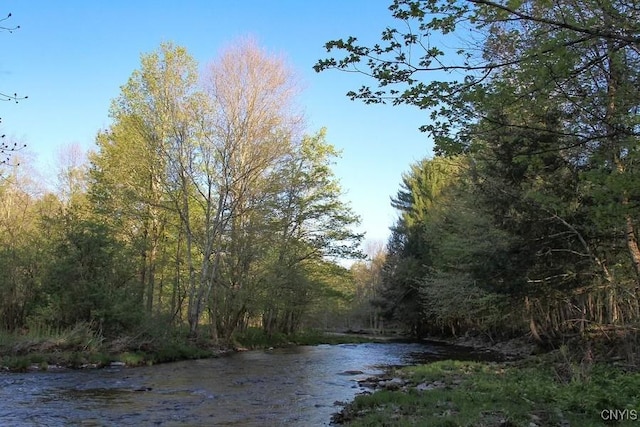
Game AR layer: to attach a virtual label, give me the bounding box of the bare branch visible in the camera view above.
[0,12,20,32]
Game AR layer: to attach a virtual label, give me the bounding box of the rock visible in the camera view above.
[380,378,404,390]
[80,363,98,369]
[340,370,364,375]
[46,364,65,371]
[110,361,126,367]
[415,382,432,391]
[415,380,445,391]
[357,381,378,389]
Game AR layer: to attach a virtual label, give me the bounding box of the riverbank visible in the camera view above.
[422,334,538,360]
[0,324,389,372]
[0,322,220,372]
[333,356,640,426]
[333,336,640,426]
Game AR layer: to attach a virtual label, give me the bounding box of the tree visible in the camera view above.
[259,130,363,335]
[90,45,187,320]
[417,179,516,338]
[315,0,640,150]
[99,40,330,340]
[316,0,640,280]
[42,215,140,333]
[379,156,463,335]
[461,1,640,337]
[55,144,89,207]
[316,0,640,343]
[350,240,387,332]
[0,159,43,330]
[196,38,302,340]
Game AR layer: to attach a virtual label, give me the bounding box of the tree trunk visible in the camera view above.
[606,33,640,284]
[625,214,640,281]
[146,241,156,314]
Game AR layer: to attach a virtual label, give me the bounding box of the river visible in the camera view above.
[0,341,498,426]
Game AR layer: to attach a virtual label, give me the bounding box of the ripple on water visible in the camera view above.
[0,341,485,426]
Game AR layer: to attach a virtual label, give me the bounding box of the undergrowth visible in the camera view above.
[0,319,217,371]
[343,359,640,426]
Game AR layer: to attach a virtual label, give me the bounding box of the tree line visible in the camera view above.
[0,39,362,342]
[321,0,640,347]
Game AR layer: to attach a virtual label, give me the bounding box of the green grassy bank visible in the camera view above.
[0,323,385,371]
[336,353,640,426]
[0,322,218,371]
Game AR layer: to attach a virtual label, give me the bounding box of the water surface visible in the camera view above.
[0,342,494,426]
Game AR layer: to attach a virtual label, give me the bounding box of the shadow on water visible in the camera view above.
[0,341,506,426]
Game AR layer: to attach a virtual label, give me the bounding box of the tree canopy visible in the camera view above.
[0,39,363,345]
[317,0,640,344]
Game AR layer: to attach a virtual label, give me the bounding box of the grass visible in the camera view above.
[0,322,107,370]
[0,321,218,371]
[1,324,378,371]
[341,359,640,426]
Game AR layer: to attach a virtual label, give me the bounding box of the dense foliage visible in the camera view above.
[4,1,640,361]
[0,40,362,344]
[319,0,640,349]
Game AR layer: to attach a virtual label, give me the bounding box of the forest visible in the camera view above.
[0,39,366,357]
[317,0,640,359]
[1,0,640,368]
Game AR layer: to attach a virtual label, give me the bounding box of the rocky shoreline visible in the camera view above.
[331,373,450,425]
[331,335,538,425]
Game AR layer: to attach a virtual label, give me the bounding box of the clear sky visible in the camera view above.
[2,0,434,247]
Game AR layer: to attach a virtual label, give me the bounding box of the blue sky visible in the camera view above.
[2,0,434,247]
